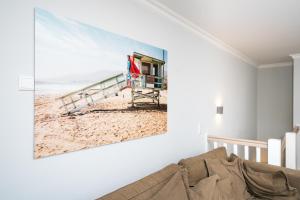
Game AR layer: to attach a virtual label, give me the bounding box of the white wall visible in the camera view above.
[257,66,293,140]
[0,0,257,199]
[292,57,300,169]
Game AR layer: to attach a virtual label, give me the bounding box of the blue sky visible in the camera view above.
[35,8,167,81]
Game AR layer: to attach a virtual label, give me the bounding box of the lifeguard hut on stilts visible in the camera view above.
[127,52,166,108]
[57,52,166,115]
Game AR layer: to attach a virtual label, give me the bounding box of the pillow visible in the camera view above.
[150,171,189,200]
[178,147,227,186]
[205,157,252,200]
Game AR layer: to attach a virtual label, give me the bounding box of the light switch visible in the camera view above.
[19,75,34,91]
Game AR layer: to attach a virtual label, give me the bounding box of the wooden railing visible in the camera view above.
[207,132,297,169]
[207,135,281,166]
[208,135,267,163]
[130,73,167,90]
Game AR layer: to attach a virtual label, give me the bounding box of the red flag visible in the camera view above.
[129,56,140,78]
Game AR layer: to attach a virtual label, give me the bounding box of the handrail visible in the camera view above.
[208,135,268,149]
[58,73,125,99]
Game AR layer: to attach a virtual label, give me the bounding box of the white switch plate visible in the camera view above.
[19,75,34,91]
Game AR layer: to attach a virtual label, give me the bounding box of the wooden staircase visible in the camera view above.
[57,73,127,114]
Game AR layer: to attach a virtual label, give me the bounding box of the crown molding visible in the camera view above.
[258,61,293,69]
[139,0,257,67]
[290,54,300,59]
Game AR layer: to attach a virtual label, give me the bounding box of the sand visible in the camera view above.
[34,88,167,158]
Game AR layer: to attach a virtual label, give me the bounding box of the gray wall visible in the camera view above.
[293,58,300,169]
[0,0,257,199]
[257,66,293,140]
[294,59,300,126]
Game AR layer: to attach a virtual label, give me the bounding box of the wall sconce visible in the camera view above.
[216,106,223,114]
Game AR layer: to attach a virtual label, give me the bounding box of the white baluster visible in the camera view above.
[223,143,228,150]
[285,132,296,169]
[256,147,261,162]
[213,142,218,149]
[244,146,249,160]
[268,139,281,166]
[233,144,238,155]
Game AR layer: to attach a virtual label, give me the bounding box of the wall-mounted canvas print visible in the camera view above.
[34,8,168,158]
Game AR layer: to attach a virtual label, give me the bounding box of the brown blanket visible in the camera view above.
[150,171,189,200]
[98,164,190,200]
[243,162,299,199]
[201,155,299,200]
[99,156,299,200]
[187,174,233,200]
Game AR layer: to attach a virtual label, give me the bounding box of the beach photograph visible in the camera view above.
[34,8,168,159]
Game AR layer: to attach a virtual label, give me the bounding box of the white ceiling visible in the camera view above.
[152,0,300,65]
